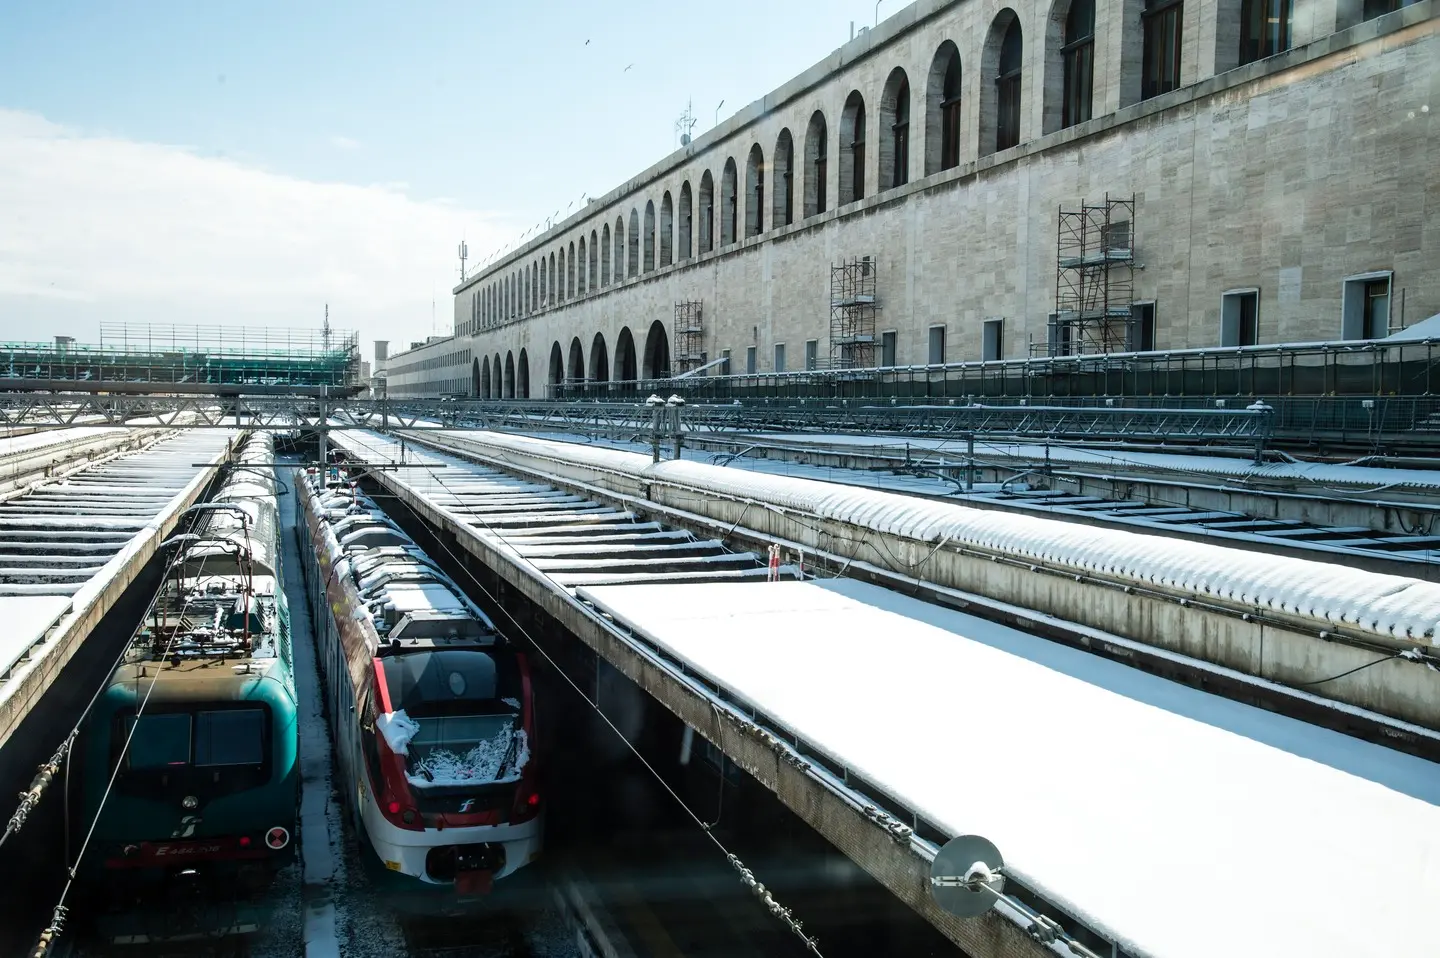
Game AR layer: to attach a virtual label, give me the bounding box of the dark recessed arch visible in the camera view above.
[590,332,610,383]
[481,355,492,397]
[628,208,641,277]
[567,336,585,383]
[614,326,638,382]
[472,357,481,397]
[548,341,564,389]
[600,224,612,286]
[698,172,715,254]
[925,40,963,174]
[982,9,1025,155]
[503,351,515,399]
[772,129,794,228]
[660,192,674,266]
[517,348,530,398]
[642,319,670,380]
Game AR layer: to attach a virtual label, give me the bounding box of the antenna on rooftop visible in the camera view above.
[323,304,331,351]
[675,100,697,148]
[458,240,468,281]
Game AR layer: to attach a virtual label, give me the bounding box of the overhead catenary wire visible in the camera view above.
[333,432,826,956]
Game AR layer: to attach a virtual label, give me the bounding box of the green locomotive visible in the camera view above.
[78,433,299,944]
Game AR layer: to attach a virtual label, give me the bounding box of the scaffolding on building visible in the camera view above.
[830,256,879,369]
[1044,195,1136,357]
[673,301,705,374]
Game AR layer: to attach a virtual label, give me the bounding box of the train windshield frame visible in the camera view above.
[381,649,525,790]
[114,705,272,794]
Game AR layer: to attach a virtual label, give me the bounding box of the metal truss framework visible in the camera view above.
[6,391,1437,455]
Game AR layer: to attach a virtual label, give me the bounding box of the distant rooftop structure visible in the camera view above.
[0,322,363,394]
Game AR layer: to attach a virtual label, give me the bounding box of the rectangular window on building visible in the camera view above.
[1128,303,1157,351]
[928,326,946,365]
[1341,272,1393,340]
[881,330,897,367]
[721,349,731,376]
[982,319,1004,361]
[1142,0,1184,101]
[804,340,818,370]
[746,346,757,374]
[774,343,786,373]
[1220,290,1260,347]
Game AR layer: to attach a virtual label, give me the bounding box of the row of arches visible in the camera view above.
[546,321,670,388]
[472,348,531,400]
[468,0,1337,330]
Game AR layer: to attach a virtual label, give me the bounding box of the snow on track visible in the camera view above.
[426,430,1440,644]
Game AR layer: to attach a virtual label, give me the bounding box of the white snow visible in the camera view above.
[577,579,1440,958]
[0,595,72,675]
[408,727,528,787]
[375,709,420,756]
[396,429,1440,644]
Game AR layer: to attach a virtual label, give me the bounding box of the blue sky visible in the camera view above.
[0,1,895,352]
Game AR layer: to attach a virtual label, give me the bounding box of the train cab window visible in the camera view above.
[382,649,524,787]
[124,713,191,769]
[195,709,265,766]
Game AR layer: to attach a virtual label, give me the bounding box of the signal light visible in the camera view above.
[239,836,251,848]
[388,801,401,815]
[526,793,540,807]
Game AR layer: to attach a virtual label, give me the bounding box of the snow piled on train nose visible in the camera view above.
[376,709,420,754]
[408,728,530,787]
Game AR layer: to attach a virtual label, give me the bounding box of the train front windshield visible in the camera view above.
[381,650,526,789]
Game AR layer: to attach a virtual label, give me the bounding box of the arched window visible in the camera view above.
[600,224,611,285]
[804,112,828,217]
[772,130,794,228]
[516,348,529,399]
[589,230,599,286]
[482,356,493,396]
[699,171,715,253]
[627,210,639,277]
[745,144,765,238]
[503,352,515,398]
[578,236,587,294]
[996,15,1024,151]
[660,192,674,265]
[880,68,911,190]
[839,92,866,205]
[643,202,656,272]
[550,252,558,302]
[614,216,625,281]
[720,159,738,246]
[532,261,539,307]
[568,241,576,298]
[557,248,566,303]
[678,182,693,260]
[1061,0,1095,128]
[981,11,1024,156]
[1142,0,1183,101]
[1240,0,1291,65]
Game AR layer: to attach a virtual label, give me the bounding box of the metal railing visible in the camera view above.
[547,337,1440,403]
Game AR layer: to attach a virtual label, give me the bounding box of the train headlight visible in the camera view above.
[182,795,199,810]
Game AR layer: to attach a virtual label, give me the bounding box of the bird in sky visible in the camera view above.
[624,63,633,72]
[585,39,590,45]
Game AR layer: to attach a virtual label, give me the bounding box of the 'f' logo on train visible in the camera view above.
[458,799,475,813]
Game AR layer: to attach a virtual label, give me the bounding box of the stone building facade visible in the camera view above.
[428,0,1436,398]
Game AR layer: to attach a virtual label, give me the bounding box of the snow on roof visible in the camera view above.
[578,579,1440,958]
[419,430,1440,643]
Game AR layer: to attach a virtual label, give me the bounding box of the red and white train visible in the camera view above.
[296,466,542,896]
